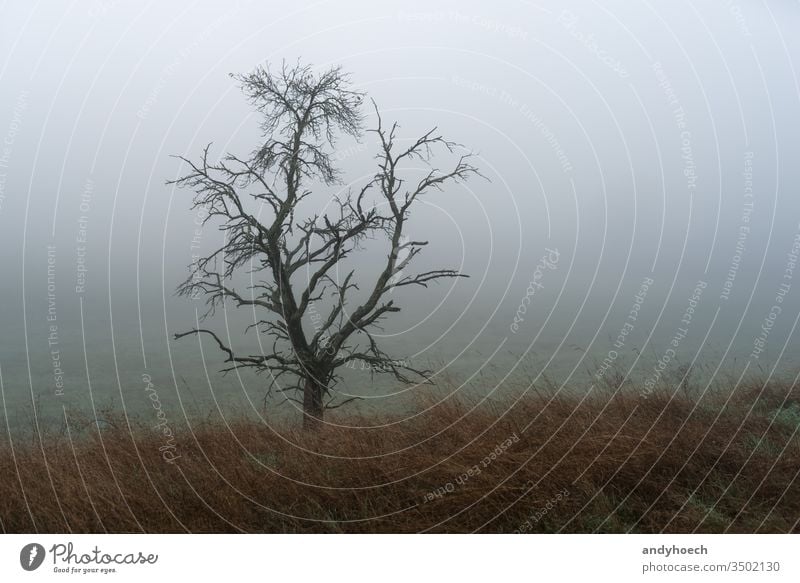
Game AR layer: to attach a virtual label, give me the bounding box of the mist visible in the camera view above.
[1,1,800,428]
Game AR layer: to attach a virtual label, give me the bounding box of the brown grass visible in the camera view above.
[1,374,799,533]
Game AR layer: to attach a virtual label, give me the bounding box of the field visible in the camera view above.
[1,370,799,533]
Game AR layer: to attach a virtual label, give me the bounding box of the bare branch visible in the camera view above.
[170,61,482,425]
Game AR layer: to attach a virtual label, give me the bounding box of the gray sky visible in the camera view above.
[1,1,800,406]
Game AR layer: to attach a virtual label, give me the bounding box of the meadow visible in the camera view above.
[1,366,798,534]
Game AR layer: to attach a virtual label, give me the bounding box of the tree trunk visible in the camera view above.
[302,377,324,430]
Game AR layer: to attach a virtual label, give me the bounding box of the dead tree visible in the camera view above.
[170,61,481,429]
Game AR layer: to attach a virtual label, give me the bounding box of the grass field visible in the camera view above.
[1,371,799,533]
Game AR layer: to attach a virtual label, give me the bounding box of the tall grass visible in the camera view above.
[1,368,798,533]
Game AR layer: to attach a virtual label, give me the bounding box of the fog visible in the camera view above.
[1,1,799,428]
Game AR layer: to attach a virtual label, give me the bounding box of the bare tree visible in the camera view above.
[170,61,481,429]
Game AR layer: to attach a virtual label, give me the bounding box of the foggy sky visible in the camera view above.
[1,0,800,408]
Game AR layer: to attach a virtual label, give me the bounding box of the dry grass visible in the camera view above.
[1,373,799,533]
